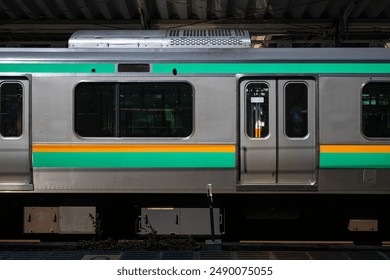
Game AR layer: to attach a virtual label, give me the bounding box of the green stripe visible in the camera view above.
[320,153,390,168]
[33,152,235,168]
[3,62,389,74]
[0,63,116,73]
[153,63,390,74]
[34,151,390,169]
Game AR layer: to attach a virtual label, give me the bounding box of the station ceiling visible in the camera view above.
[0,0,389,47]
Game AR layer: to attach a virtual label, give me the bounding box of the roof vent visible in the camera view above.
[69,29,251,48]
[167,29,250,48]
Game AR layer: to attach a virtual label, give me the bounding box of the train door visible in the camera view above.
[0,78,32,190]
[239,78,316,187]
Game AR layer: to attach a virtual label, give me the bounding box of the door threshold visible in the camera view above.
[0,184,33,191]
[236,184,318,192]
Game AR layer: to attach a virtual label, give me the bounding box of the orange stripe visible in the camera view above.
[33,144,235,153]
[321,145,390,153]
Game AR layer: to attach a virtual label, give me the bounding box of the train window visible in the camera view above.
[246,83,269,138]
[75,82,193,138]
[0,83,23,137]
[285,83,308,138]
[362,83,390,138]
[118,83,192,137]
[75,83,116,137]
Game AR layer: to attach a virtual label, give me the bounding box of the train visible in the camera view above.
[0,29,389,241]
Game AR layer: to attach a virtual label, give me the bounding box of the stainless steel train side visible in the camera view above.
[0,41,389,239]
[31,74,237,193]
[319,76,390,193]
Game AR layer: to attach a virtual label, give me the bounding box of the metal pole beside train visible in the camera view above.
[207,184,215,241]
[206,184,222,251]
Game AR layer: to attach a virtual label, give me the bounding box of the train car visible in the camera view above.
[0,29,389,241]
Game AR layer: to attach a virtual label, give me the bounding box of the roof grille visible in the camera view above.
[166,29,250,48]
[69,29,251,48]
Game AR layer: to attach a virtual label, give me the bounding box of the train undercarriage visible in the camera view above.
[0,193,388,244]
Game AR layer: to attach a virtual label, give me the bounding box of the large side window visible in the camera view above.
[0,83,23,137]
[75,82,193,138]
[285,83,308,138]
[362,83,390,138]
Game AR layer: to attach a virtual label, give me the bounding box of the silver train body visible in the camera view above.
[0,30,389,238]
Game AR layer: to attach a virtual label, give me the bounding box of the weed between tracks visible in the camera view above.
[65,236,203,251]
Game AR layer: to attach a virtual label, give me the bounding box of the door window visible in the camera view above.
[0,83,23,137]
[245,82,269,138]
[285,83,308,138]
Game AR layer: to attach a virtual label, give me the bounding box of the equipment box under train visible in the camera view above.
[24,207,96,234]
[137,208,223,236]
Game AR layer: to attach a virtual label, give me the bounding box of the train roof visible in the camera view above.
[0,47,389,63]
[0,30,389,63]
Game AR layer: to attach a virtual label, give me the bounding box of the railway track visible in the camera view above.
[0,239,389,260]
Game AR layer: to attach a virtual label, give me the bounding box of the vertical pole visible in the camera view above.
[207,183,215,242]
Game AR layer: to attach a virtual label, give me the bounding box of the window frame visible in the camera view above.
[74,81,194,139]
[361,81,390,139]
[0,82,23,138]
[284,82,309,139]
[245,81,270,139]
